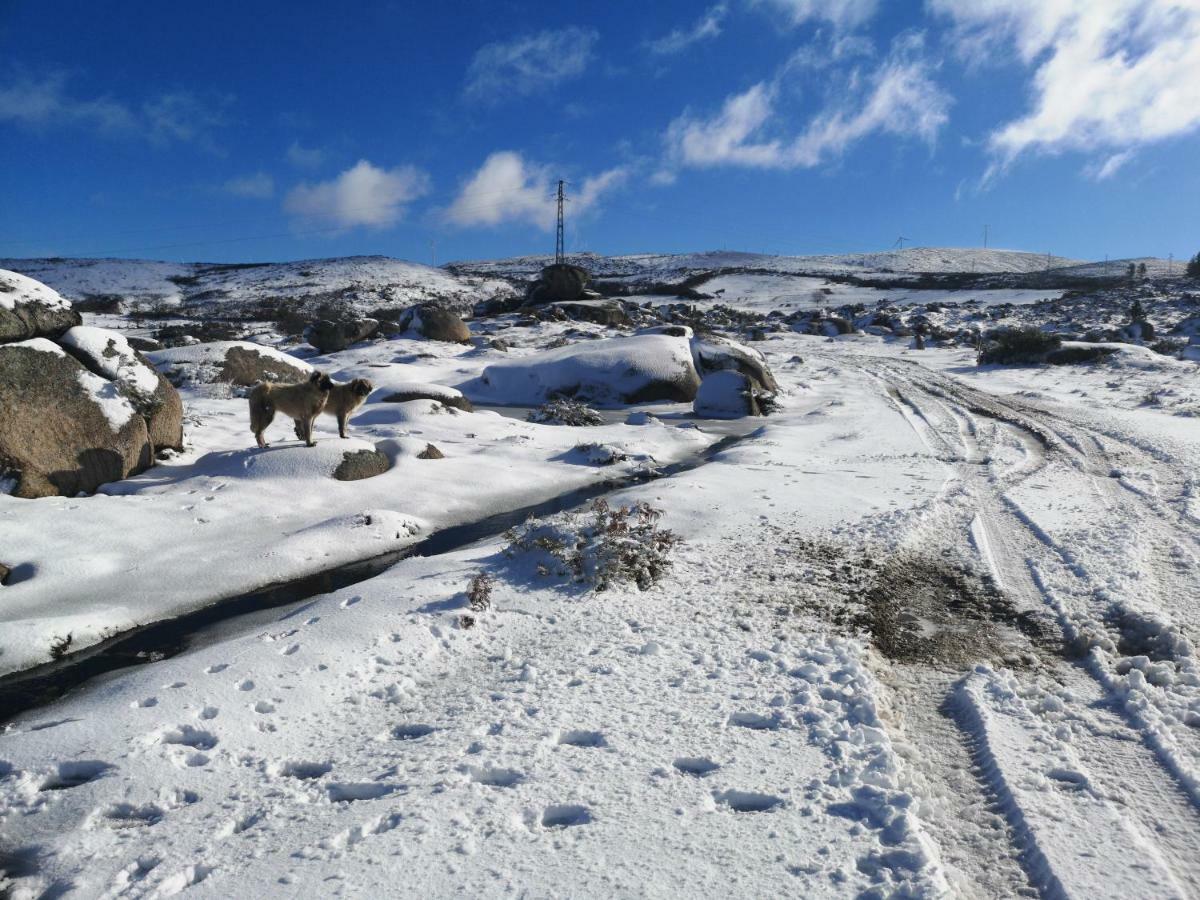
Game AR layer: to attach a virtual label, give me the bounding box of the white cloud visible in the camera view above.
[284,160,431,229]
[664,34,950,170]
[0,72,228,150]
[223,172,275,199]
[1083,149,1136,181]
[286,141,325,169]
[648,5,728,55]
[464,27,599,100]
[752,0,880,30]
[444,151,627,230]
[929,0,1200,176]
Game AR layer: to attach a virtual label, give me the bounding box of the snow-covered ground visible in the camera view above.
[2,256,1200,898]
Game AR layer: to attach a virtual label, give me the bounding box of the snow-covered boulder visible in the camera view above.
[0,269,81,344]
[305,317,379,353]
[0,339,152,498]
[400,304,471,343]
[381,382,473,412]
[59,325,183,451]
[147,340,312,387]
[693,370,770,418]
[468,333,701,406]
[691,335,778,392]
[525,263,589,305]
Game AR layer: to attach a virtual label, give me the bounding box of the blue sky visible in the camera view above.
[1,0,1198,264]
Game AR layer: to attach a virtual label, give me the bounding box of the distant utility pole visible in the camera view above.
[1168,253,1174,276]
[983,225,990,249]
[893,235,909,250]
[1045,251,1052,271]
[555,180,566,265]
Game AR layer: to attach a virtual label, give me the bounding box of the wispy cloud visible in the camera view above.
[464,27,599,101]
[0,71,229,150]
[751,0,879,30]
[444,151,627,230]
[648,5,728,55]
[930,0,1200,180]
[663,33,950,172]
[284,160,431,229]
[285,140,325,169]
[223,172,274,199]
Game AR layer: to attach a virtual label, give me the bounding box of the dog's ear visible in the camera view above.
[319,374,334,391]
[309,370,323,383]
[355,379,373,396]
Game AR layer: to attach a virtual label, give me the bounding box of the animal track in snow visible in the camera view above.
[206,663,229,674]
[237,679,255,692]
[558,730,606,748]
[269,759,332,779]
[391,723,435,741]
[326,782,396,802]
[253,700,276,714]
[39,760,114,791]
[541,804,592,828]
[727,711,781,731]
[713,789,783,812]
[158,725,218,751]
[100,801,165,827]
[132,697,158,708]
[198,706,219,720]
[466,766,524,788]
[281,643,300,656]
[673,757,720,777]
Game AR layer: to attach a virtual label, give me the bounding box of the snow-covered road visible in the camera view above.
[2,335,1199,898]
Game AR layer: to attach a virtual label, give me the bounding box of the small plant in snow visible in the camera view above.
[527,398,604,426]
[504,499,679,591]
[467,573,493,612]
[50,633,73,660]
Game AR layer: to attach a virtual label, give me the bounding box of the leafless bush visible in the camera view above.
[505,499,679,591]
[527,398,604,426]
[467,573,493,611]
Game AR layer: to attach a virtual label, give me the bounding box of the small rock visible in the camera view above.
[417,443,444,460]
[332,449,390,481]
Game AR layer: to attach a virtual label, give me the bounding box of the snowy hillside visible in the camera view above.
[450,247,1087,281]
[0,256,516,317]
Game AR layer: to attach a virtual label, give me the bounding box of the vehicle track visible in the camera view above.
[840,352,1200,898]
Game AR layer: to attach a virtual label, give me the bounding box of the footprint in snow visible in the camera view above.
[557,730,606,748]
[713,789,783,813]
[269,759,332,779]
[327,782,396,802]
[132,697,158,709]
[540,804,592,828]
[206,664,229,674]
[280,643,300,656]
[728,712,782,731]
[391,724,435,741]
[465,766,524,788]
[39,760,114,792]
[158,725,218,751]
[198,706,219,720]
[673,757,720,777]
[340,596,362,609]
[253,700,276,714]
[237,679,255,692]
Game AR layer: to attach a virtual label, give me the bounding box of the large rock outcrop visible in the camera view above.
[468,333,701,406]
[0,269,81,343]
[305,317,379,354]
[0,340,153,498]
[399,304,471,343]
[147,341,312,388]
[691,335,778,392]
[525,264,589,305]
[694,370,770,419]
[59,326,183,451]
[381,382,474,412]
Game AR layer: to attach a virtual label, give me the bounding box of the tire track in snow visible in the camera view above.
[841,353,1200,898]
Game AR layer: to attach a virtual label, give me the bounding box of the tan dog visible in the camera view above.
[295,377,373,440]
[248,371,333,448]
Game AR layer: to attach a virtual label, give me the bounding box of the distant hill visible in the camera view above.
[0,255,515,317]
